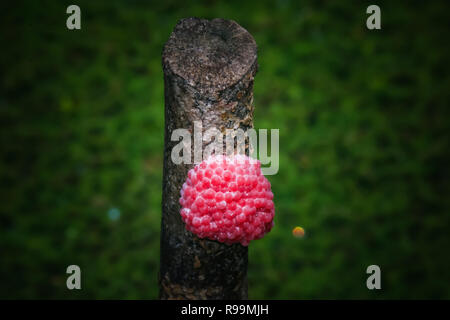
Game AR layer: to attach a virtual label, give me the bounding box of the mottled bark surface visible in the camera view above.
[159,17,258,300]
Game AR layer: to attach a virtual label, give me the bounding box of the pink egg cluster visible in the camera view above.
[179,154,275,246]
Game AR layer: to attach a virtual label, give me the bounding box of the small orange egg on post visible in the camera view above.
[292,226,305,238]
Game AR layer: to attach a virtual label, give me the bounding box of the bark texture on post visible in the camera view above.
[160,17,258,300]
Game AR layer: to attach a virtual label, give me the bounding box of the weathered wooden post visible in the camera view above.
[159,17,258,299]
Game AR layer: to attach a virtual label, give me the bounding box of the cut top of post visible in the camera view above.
[162,17,257,94]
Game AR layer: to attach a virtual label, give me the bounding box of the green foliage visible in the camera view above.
[1,0,449,299]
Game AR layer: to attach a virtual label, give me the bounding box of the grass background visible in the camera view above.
[1,0,449,299]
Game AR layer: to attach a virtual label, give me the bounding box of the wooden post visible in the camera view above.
[159,17,258,299]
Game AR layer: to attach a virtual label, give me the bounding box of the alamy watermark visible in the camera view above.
[171,121,279,175]
[66,5,81,30]
[366,265,381,290]
[366,5,381,30]
[66,265,81,290]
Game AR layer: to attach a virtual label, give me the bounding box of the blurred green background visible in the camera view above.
[1,0,449,299]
